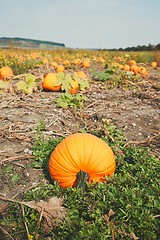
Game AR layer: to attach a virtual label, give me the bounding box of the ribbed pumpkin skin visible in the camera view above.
[48,133,116,188]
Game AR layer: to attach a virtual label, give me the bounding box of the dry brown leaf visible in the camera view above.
[0,195,66,230]
[103,209,115,224]
[108,209,115,217]
[21,196,66,227]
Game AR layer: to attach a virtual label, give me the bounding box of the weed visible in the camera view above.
[92,68,140,90]
[92,68,115,82]
[56,92,87,109]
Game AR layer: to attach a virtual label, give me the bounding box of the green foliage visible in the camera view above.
[11,59,41,75]
[56,92,87,109]
[72,72,90,90]
[5,147,159,239]
[11,174,21,184]
[0,165,22,187]
[55,72,71,92]
[16,74,37,94]
[0,80,11,93]
[128,51,157,63]
[55,72,89,93]
[32,121,63,169]
[92,68,115,81]
[92,68,140,90]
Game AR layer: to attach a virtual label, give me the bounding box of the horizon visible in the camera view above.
[0,36,159,51]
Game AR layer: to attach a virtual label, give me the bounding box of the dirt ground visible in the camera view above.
[0,67,160,211]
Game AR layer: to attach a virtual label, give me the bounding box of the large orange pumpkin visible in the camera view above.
[48,133,116,188]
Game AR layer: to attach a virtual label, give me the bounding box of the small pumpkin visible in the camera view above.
[73,59,81,66]
[131,65,140,75]
[63,60,70,66]
[48,133,116,188]
[129,60,136,66]
[0,66,14,79]
[139,67,148,77]
[56,65,65,73]
[122,64,130,71]
[76,71,88,79]
[81,60,90,68]
[42,73,61,91]
[50,61,58,68]
[70,79,79,94]
[151,61,157,68]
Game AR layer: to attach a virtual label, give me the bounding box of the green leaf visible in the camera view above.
[16,74,37,94]
[56,94,69,108]
[16,80,26,91]
[56,92,87,109]
[65,74,72,84]
[57,72,65,79]
[72,73,89,91]
[0,80,10,89]
[56,72,70,92]
[25,73,36,83]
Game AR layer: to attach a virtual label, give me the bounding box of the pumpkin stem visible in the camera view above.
[74,170,89,189]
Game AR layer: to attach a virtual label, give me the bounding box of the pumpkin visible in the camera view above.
[139,67,148,77]
[63,60,70,66]
[48,133,116,188]
[42,73,61,91]
[151,61,157,68]
[56,65,65,73]
[122,64,130,71]
[50,61,58,68]
[0,66,14,79]
[70,80,79,94]
[129,60,136,66]
[81,60,90,68]
[131,65,140,75]
[73,59,81,66]
[76,71,88,79]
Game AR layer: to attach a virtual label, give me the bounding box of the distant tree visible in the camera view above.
[147,43,154,51]
[154,43,160,50]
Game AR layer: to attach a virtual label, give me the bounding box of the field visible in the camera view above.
[0,48,160,239]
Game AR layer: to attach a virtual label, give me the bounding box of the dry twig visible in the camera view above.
[0,225,15,240]
[0,155,35,165]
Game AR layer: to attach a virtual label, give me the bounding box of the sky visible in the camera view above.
[0,0,160,49]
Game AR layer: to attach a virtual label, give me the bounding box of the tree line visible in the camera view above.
[108,43,160,51]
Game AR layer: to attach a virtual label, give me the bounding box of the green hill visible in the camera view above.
[0,37,65,50]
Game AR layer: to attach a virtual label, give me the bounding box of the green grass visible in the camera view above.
[0,122,159,240]
[91,67,140,90]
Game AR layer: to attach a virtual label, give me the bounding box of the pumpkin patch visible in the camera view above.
[0,47,159,240]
